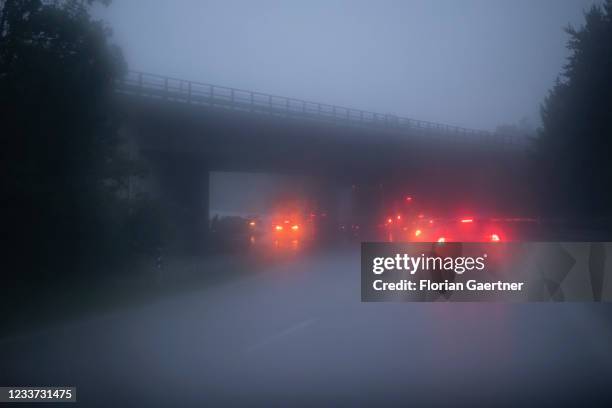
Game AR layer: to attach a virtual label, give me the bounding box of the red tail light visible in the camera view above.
[490,233,500,242]
[437,237,446,243]
[460,218,473,223]
[275,225,283,231]
[291,224,299,231]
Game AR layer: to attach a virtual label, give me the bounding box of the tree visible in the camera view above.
[495,116,537,141]
[0,0,133,278]
[536,0,612,217]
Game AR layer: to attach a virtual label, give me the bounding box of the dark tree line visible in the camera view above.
[536,0,612,218]
[1,0,159,282]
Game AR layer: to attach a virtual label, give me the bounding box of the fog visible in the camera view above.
[95,0,597,130]
[4,1,612,404]
[5,247,612,405]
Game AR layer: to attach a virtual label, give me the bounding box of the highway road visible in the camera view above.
[2,246,612,406]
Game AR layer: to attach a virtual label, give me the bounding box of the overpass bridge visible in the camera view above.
[114,71,531,252]
[115,71,525,153]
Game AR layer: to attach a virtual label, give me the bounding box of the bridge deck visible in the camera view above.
[115,71,525,151]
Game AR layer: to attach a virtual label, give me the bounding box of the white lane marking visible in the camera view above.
[245,317,319,352]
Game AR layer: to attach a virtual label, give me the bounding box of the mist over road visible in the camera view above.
[2,247,612,406]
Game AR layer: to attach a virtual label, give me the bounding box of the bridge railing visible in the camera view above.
[115,71,526,151]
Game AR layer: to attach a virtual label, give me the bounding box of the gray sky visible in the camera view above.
[96,0,598,130]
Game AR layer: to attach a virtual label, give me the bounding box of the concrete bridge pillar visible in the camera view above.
[154,154,210,254]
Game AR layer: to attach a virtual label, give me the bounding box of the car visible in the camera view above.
[210,215,253,250]
[422,217,506,243]
[383,212,533,244]
[381,211,437,242]
[268,213,317,244]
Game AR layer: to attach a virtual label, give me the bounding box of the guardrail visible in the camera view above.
[115,71,524,150]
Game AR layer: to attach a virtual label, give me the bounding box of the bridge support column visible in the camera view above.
[156,155,209,255]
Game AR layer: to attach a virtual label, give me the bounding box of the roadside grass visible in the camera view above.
[1,253,264,339]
